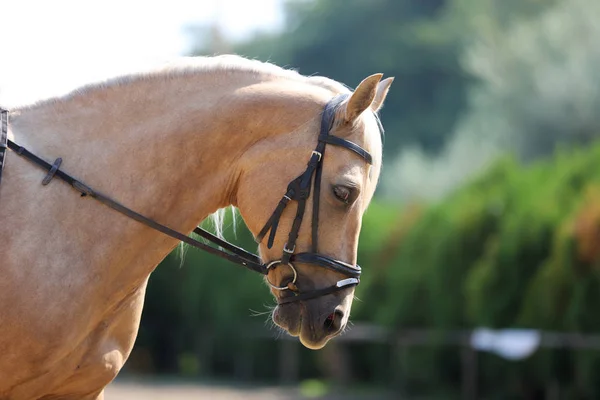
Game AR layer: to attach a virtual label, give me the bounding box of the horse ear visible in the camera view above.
[370,77,394,113]
[344,73,383,122]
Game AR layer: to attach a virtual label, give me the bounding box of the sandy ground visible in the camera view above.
[105,380,394,400]
[105,381,295,400]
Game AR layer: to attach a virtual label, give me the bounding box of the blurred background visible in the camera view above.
[4,0,600,398]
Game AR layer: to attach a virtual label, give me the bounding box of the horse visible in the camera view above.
[0,55,393,399]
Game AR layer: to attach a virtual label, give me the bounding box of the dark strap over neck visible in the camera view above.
[0,108,8,186]
[3,93,373,306]
[6,139,268,275]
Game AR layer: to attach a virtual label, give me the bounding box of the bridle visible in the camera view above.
[0,94,372,304]
[254,94,372,303]
[0,96,372,303]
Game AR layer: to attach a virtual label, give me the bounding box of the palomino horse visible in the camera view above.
[0,55,392,399]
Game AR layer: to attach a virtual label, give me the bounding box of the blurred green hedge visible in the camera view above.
[130,142,600,397]
[353,142,600,397]
[361,143,600,332]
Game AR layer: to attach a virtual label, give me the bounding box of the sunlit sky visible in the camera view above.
[0,0,284,107]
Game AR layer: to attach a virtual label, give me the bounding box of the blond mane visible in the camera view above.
[16,55,350,113]
[12,55,357,242]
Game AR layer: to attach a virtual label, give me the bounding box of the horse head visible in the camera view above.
[235,73,393,349]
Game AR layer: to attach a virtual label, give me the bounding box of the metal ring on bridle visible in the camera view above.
[265,260,298,291]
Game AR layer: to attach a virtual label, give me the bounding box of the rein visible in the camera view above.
[0,95,372,304]
[0,109,7,186]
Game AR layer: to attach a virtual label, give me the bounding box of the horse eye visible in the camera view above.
[333,185,351,204]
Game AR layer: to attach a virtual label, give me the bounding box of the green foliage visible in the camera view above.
[195,0,470,159]
[458,0,600,161]
[134,209,276,376]
[384,0,600,202]
[134,0,600,397]
[134,139,600,397]
[357,141,600,397]
[299,379,330,398]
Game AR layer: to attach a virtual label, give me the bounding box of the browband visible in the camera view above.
[318,135,373,164]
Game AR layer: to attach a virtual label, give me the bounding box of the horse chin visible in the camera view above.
[272,305,302,337]
[299,335,330,350]
[273,305,334,350]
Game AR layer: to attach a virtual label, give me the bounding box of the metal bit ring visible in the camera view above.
[265,260,298,291]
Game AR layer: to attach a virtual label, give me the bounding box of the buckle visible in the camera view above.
[283,243,296,254]
[311,150,322,162]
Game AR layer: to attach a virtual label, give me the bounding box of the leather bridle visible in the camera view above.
[254,94,372,303]
[0,94,372,304]
[0,108,7,186]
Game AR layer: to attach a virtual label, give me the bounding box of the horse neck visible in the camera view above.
[9,73,303,240]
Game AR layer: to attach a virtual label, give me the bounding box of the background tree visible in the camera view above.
[131,0,600,397]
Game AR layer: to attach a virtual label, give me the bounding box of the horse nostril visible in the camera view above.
[323,309,344,334]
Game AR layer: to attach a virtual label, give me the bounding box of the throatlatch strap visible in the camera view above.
[256,149,322,252]
[255,193,292,247]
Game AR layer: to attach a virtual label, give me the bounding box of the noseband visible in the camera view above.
[0,94,372,305]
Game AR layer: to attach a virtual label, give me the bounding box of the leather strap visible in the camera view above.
[3,93,373,305]
[318,135,373,164]
[291,252,361,278]
[42,158,63,185]
[6,139,268,275]
[282,151,321,263]
[311,142,325,253]
[254,93,374,303]
[7,140,79,187]
[255,193,291,247]
[278,277,359,304]
[192,225,262,266]
[0,108,8,187]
